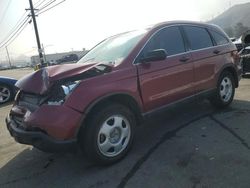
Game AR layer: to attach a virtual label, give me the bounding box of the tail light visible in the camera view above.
[231,50,240,62]
[231,50,243,75]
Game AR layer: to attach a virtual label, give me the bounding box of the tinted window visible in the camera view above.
[184,26,213,50]
[142,26,185,57]
[210,30,229,45]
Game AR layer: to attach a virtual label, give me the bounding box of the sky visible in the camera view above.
[0,0,250,64]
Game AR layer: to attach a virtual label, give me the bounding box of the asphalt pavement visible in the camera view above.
[0,69,250,188]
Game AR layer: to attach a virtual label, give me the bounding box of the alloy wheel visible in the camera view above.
[0,86,11,104]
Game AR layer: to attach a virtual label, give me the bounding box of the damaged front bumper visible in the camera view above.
[6,115,77,152]
[5,90,84,152]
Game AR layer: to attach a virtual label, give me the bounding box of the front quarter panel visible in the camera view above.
[64,66,142,113]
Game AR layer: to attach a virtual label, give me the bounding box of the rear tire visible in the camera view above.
[79,103,135,165]
[209,71,235,108]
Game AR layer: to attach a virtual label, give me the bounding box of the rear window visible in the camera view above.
[209,30,229,45]
[184,26,213,50]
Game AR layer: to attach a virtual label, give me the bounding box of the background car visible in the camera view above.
[56,54,79,64]
[0,76,17,105]
[230,37,237,42]
[238,30,250,74]
[233,38,244,51]
[240,46,250,75]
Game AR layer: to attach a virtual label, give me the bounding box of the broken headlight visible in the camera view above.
[47,81,80,105]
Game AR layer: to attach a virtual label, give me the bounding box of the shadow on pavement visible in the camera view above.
[0,147,101,187]
[0,99,213,187]
[0,101,13,108]
[0,99,250,187]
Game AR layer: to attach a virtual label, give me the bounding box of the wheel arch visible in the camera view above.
[0,81,16,91]
[218,65,239,88]
[77,93,143,140]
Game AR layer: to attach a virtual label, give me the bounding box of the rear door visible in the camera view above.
[182,25,224,93]
[136,26,194,112]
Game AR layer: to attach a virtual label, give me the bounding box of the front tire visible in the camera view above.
[209,71,235,108]
[80,103,135,165]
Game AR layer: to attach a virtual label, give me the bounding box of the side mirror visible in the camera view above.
[140,49,167,63]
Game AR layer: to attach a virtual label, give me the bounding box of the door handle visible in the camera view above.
[179,56,190,62]
[213,50,220,54]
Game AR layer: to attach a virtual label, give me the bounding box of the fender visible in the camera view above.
[73,92,143,138]
[216,63,239,87]
[83,92,143,115]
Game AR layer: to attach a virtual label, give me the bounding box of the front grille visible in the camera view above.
[17,92,46,112]
[10,91,49,135]
[10,114,27,130]
[13,116,23,125]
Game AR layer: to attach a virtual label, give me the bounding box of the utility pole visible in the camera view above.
[5,46,11,67]
[28,0,44,67]
[42,44,47,63]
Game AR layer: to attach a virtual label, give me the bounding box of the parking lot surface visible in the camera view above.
[1,68,250,188]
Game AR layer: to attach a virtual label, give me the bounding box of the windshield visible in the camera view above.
[78,30,147,65]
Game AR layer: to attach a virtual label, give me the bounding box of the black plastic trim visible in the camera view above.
[6,115,77,152]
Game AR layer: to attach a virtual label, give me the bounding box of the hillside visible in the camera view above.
[210,2,250,28]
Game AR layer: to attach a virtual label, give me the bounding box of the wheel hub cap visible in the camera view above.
[220,77,232,102]
[109,127,121,144]
[97,115,131,157]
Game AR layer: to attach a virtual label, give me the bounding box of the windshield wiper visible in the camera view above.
[81,57,95,63]
[95,63,113,72]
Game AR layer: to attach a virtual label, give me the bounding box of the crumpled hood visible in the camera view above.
[16,63,111,95]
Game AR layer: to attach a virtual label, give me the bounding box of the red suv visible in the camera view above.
[6,21,241,164]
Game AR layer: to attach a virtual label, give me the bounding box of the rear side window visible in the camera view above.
[209,30,229,45]
[184,26,213,50]
[142,26,185,56]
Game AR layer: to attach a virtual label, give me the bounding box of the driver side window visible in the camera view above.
[140,26,186,59]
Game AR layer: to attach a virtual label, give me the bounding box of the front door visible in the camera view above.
[136,26,195,112]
